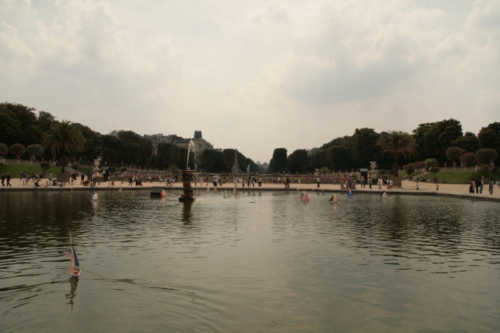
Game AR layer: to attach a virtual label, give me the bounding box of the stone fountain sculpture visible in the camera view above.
[179,140,197,202]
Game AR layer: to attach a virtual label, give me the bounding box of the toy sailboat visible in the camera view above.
[65,235,81,277]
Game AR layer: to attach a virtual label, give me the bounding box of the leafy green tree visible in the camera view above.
[40,162,50,172]
[156,143,179,170]
[27,144,44,160]
[37,111,57,133]
[413,119,462,161]
[320,135,351,150]
[271,148,287,172]
[44,120,86,173]
[425,158,437,169]
[287,149,308,173]
[406,167,415,177]
[223,149,237,172]
[376,131,417,177]
[480,164,490,178]
[430,167,440,180]
[452,132,478,152]
[445,147,464,162]
[460,152,475,166]
[351,128,380,167]
[9,143,26,158]
[0,103,42,147]
[478,123,500,164]
[0,143,7,157]
[73,123,101,162]
[475,149,498,165]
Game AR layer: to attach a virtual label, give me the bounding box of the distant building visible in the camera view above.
[143,131,218,155]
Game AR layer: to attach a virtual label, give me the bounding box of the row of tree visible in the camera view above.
[268,119,499,175]
[0,102,259,173]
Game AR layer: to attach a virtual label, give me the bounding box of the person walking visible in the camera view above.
[489,178,494,195]
[316,176,321,188]
[1,173,5,186]
[6,173,12,187]
[480,177,484,194]
[258,176,262,187]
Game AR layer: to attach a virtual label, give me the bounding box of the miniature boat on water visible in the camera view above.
[65,235,81,277]
[150,187,167,197]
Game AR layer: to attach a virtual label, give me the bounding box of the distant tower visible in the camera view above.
[194,131,202,139]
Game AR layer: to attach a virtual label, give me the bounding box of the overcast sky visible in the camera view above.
[1,0,499,163]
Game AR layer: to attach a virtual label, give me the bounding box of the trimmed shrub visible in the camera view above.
[9,143,26,158]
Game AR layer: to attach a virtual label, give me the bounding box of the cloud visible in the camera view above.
[0,0,498,162]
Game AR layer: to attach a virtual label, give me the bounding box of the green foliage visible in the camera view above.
[413,119,462,161]
[0,143,7,155]
[319,167,330,173]
[9,143,26,158]
[475,148,498,164]
[0,103,42,147]
[460,152,475,166]
[101,130,152,167]
[406,167,415,176]
[445,147,463,162]
[376,131,417,177]
[388,169,394,175]
[425,158,437,168]
[307,145,354,172]
[223,149,236,172]
[199,149,224,172]
[156,143,179,170]
[351,128,380,167]
[0,162,60,176]
[320,135,351,150]
[480,164,490,177]
[167,164,179,172]
[430,167,440,176]
[44,120,85,173]
[40,162,51,171]
[72,163,80,171]
[287,149,308,173]
[451,132,478,152]
[271,148,287,172]
[27,144,44,158]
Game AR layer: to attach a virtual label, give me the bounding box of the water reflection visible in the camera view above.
[66,276,78,310]
[182,202,193,225]
[1,191,500,332]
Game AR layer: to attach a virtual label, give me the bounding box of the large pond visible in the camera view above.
[1,190,499,332]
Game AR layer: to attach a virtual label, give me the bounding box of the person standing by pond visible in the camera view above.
[316,176,321,188]
[489,178,494,195]
[1,173,5,186]
[6,173,11,186]
[469,178,475,193]
[480,177,484,194]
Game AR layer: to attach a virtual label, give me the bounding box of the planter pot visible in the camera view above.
[392,177,402,187]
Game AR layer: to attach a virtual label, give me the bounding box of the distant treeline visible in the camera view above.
[0,102,258,173]
[268,119,500,173]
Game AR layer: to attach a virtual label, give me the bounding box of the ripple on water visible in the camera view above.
[0,190,500,332]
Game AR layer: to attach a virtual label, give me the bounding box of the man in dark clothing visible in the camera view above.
[6,173,12,186]
[1,173,5,186]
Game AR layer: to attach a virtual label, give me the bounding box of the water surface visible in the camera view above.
[1,190,499,332]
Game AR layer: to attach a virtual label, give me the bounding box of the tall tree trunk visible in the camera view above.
[394,153,399,177]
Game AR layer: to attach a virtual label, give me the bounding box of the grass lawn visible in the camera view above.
[410,171,500,184]
[0,163,62,176]
[77,166,93,174]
